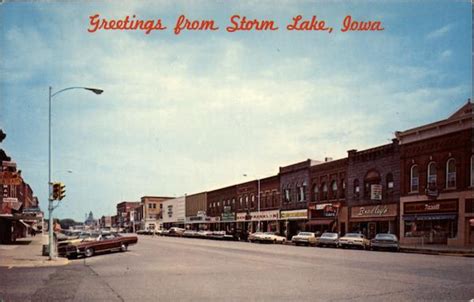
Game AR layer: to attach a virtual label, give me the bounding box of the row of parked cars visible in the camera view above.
[289,231,400,251]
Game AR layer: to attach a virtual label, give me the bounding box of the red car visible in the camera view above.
[59,232,138,259]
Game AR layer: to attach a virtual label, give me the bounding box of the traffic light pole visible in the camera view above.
[47,86,103,261]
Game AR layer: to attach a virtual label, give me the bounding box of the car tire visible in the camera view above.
[84,248,94,258]
[120,244,128,252]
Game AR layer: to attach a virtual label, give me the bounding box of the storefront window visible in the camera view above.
[427,162,437,187]
[446,158,456,188]
[410,165,419,192]
[404,219,457,243]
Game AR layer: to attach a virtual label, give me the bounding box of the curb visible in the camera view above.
[0,257,70,268]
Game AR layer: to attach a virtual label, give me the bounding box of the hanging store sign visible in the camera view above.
[370,184,383,200]
[281,209,307,220]
[0,171,21,185]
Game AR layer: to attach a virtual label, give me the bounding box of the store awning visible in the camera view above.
[403,213,456,221]
[306,219,334,226]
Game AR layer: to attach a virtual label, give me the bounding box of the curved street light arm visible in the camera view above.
[51,86,104,98]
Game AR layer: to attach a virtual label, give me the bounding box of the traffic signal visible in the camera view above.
[52,182,66,200]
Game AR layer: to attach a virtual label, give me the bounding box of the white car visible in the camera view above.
[291,232,318,246]
[260,232,286,244]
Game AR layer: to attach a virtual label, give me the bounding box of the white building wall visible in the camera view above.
[162,196,186,224]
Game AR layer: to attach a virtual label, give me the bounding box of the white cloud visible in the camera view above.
[426,24,453,40]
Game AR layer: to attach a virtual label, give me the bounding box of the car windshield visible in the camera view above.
[298,232,313,236]
[345,233,363,238]
[321,233,338,238]
[375,234,397,240]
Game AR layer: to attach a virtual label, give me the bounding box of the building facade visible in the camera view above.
[162,196,186,229]
[207,185,236,232]
[397,101,473,247]
[116,201,141,232]
[279,159,320,238]
[141,196,173,231]
[309,158,347,235]
[346,140,401,239]
[185,192,208,230]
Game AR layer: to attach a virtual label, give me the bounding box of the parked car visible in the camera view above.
[370,233,400,252]
[259,232,286,244]
[317,232,339,248]
[58,232,138,259]
[197,230,213,238]
[291,232,318,246]
[160,229,170,236]
[183,230,199,238]
[338,233,370,249]
[168,227,185,237]
[248,232,264,243]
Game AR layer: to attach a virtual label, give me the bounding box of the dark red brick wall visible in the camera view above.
[347,140,400,207]
[400,129,473,195]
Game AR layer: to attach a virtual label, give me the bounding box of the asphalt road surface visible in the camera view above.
[1,235,473,301]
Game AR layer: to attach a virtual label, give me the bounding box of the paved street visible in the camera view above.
[1,235,473,301]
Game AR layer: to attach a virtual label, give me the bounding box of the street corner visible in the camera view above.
[0,256,70,269]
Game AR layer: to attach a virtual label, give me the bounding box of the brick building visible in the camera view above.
[308,158,347,235]
[396,101,473,247]
[207,185,236,232]
[345,139,401,239]
[116,201,141,232]
[279,159,320,238]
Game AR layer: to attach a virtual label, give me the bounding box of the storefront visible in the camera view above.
[236,210,280,235]
[402,200,458,245]
[280,209,308,239]
[307,202,339,234]
[349,204,398,239]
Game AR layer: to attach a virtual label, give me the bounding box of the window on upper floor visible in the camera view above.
[284,188,291,203]
[364,170,381,199]
[386,173,394,190]
[341,179,346,198]
[410,165,419,192]
[313,184,318,202]
[354,179,360,198]
[322,183,328,200]
[446,158,456,189]
[471,155,474,187]
[331,180,337,199]
[427,162,437,188]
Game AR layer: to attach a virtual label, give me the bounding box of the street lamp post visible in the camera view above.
[243,174,261,232]
[48,86,103,260]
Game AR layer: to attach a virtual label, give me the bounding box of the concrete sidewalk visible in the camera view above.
[0,234,69,268]
[400,244,474,257]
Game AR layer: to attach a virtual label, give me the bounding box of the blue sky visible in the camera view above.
[0,1,471,221]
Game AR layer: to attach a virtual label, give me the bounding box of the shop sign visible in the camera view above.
[370,184,382,200]
[281,209,308,220]
[209,216,220,222]
[323,205,337,217]
[249,210,280,221]
[351,204,397,218]
[167,205,173,218]
[315,203,332,210]
[221,212,235,222]
[236,212,247,221]
[197,210,207,217]
[0,171,21,185]
[404,200,457,214]
[188,216,204,221]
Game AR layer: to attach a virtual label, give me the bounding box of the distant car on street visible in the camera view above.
[58,232,138,259]
[370,234,400,252]
[259,232,286,244]
[338,233,370,249]
[291,232,318,246]
[248,232,264,243]
[168,227,185,237]
[183,230,199,238]
[317,232,339,248]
